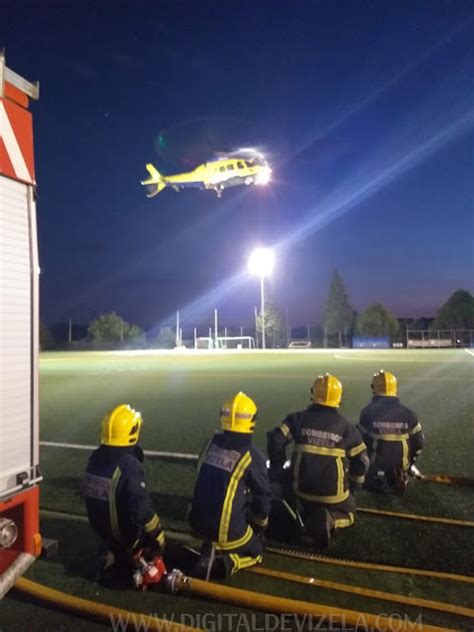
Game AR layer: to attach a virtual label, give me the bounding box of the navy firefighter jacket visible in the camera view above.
[358,396,424,472]
[189,431,272,550]
[83,444,164,551]
[267,404,369,505]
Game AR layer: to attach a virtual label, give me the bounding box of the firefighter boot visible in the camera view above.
[302,506,333,550]
[96,548,134,588]
[391,468,408,496]
[191,540,216,581]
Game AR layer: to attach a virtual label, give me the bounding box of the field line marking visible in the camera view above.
[41,440,96,451]
[464,348,474,357]
[40,440,199,460]
[38,370,474,380]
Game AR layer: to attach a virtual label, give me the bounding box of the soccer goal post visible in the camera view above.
[216,336,256,349]
[195,337,214,349]
[194,336,256,350]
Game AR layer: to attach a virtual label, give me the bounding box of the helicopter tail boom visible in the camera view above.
[141,163,167,197]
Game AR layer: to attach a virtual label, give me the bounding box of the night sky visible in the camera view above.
[2,1,473,334]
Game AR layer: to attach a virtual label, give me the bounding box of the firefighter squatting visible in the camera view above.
[83,369,424,589]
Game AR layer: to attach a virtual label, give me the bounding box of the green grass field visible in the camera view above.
[3,349,474,631]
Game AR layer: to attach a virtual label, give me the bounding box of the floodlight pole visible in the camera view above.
[286,308,290,347]
[260,274,266,350]
[248,248,274,350]
[214,308,218,349]
[254,306,259,348]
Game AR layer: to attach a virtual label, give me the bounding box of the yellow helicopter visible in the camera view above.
[141,150,272,198]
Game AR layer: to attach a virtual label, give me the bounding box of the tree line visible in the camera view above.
[40,275,474,350]
[254,273,473,348]
[322,272,474,346]
[40,312,176,351]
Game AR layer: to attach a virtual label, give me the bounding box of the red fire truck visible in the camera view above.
[0,52,41,598]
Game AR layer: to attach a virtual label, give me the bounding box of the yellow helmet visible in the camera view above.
[372,370,397,397]
[101,404,143,447]
[311,373,343,408]
[220,392,257,433]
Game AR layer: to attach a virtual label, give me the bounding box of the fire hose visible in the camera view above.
[357,507,474,528]
[266,546,474,584]
[14,576,202,631]
[14,532,468,631]
[165,570,454,632]
[15,569,456,632]
[14,530,470,631]
[247,565,474,619]
[27,509,470,630]
[422,474,474,486]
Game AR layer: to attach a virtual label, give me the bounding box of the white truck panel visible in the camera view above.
[0,176,39,497]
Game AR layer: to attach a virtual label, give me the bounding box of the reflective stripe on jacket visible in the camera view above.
[358,396,424,471]
[84,444,163,549]
[267,404,369,504]
[189,431,271,550]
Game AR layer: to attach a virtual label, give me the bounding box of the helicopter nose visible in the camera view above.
[256,166,272,185]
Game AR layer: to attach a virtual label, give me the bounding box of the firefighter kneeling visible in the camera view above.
[358,370,425,494]
[267,374,369,548]
[84,404,166,589]
[188,392,272,579]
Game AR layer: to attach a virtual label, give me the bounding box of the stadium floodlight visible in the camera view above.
[248,248,275,350]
